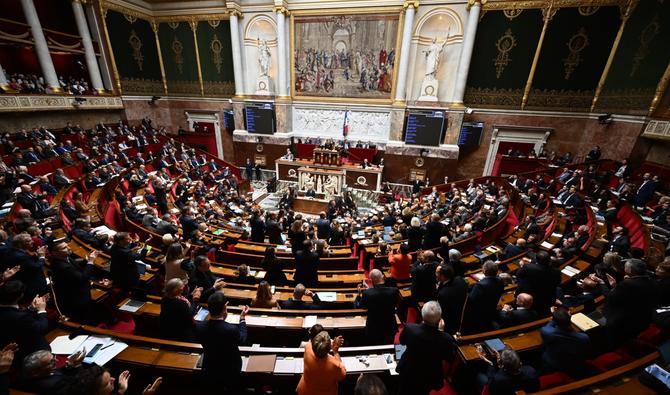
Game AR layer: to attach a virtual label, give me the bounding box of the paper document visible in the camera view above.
[571,312,599,332]
[540,241,554,249]
[316,292,337,302]
[303,315,317,328]
[79,336,128,366]
[50,335,88,355]
[274,357,303,374]
[561,266,580,277]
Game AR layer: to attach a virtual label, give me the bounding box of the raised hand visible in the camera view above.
[0,343,18,374]
[118,370,131,395]
[142,377,163,395]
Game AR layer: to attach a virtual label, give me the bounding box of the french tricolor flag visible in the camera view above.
[342,110,350,137]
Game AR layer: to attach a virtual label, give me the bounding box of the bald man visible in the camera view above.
[355,269,401,345]
[497,293,538,328]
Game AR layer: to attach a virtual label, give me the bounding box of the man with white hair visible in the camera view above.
[355,269,401,345]
[396,301,455,395]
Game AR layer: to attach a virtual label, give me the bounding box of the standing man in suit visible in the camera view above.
[249,209,266,243]
[109,232,151,295]
[9,233,48,302]
[634,173,658,209]
[608,226,630,256]
[397,301,455,395]
[294,240,319,287]
[48,241,98,324]
[196,293,248,394]
[539,306,591,377]
[466,261,504,333]
[410,251,439,306]
[0,281,50,366]
[423,214,446,249]
[516,250,561,316]
[265,212,283,245]
[435,264,467,334]
[603,259,659,347]
[355,269,401,345]
[316,212,331,240]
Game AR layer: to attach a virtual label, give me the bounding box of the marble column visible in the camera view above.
[71,0,104,92]
[452,0,482,105]
[21,0,60,92]
[0,64,8,89]
[229,11,245,96]
[394,1,418,103]
[275,7,288,97]
[84,4,113,90]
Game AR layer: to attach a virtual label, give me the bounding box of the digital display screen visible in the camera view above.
[244,103,275,134]
[403,110,445,147]
[458,122,484,150]
[223,110,235,131]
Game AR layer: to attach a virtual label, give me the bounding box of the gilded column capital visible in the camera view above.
[272,6,290,15]
[403,1,419,10]
[228,8,243,18]
[466,0,486,10]
[189,18,198,32]
[150,20,159,33]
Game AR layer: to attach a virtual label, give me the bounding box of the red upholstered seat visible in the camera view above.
[586,351,631,372]
[539,371,573,389]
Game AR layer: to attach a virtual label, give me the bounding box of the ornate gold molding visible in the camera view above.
[0,95,123,112]
[494,28,516,79]
[521,1,555,110]
[482,0,627,11]
[467,0,487,10]
[101,0,152,22]
[99,0,122,94]
[590,0,637,112]
[190,19,205,97]
[563,27,589,80]
[649,61,670,116]
[151,21,168,95]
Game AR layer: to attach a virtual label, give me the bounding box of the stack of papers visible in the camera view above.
[540,241,555,249]
[316,292,337,302]
[50,335,88,355]
[50,335,128,366]
[571,312,599,331]
[561,266,580,277]
[274,357,303,374]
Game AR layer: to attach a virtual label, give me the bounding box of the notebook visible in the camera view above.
[245,354,277,373]
[571,312,600,331]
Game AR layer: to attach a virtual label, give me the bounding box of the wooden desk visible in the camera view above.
[458,330,543,362]
[293,197,329,215]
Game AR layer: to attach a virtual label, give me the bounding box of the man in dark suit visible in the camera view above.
[0,281,50,366]
[497,293,538,328]
[294,240,319,287]
[48,241,98,324]
[586,146,601,161]
[608,226,630,256]
[109,232,150,294]
[278,284,322,310]
[179,208,199,239]
[476,347,539,394]
[16,185,50,219]
[72,218,99,246]
[316,212,331,240]
[502,238,527,259]
[603,259,659,347]
[249,210,266,243]
[397,301,455,395]
[635,173,658,208]
[465,260,504,333]
[423,214,446,249]
[410,251,439,305]
[355,269,401,345]
[539,306,591,377]
[436,264,467,334]
[516,250,561,316]
[8,233,47,301]
[155,214,179,235]
[195,293,248,394]
[190,255,226,302]
[560,185,581,208]
[38,176,58,196]
[265,213,283,245]
[53,169,72,188]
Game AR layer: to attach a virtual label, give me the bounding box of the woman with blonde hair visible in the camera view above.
[163,242,191,283]
[297,331,346,395]
[251,281,280,309]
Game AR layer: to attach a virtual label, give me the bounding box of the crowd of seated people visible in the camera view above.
[2,73,98,95]
[0,117,668,395]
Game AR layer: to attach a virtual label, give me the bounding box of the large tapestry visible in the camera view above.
[293,14,399,100]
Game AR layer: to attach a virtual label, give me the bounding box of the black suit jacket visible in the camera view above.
[250,216,266,243]
[265,220,283,244]
[9,249,47,299]
[437,277,468,334]
[278,294,322,310]
[410,262,437,303]
[497,308,538,328]
[160,297,197,342]
[467,276,504,332]
[604,275,659,342]
[50,256,93,321]
[516,263,561,315]
[190,269,219,301]
[0,307,49,366]
[109,244,147,291]
[423,221,444,249]
[294,250,319,287]
[195,319,247,383]
[396,323,455,392]
[355,285,401,344]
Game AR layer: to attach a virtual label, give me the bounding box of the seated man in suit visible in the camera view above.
[305,186,317,198]
[497,293,538,328]
[190,255,226,302]
[396,301,455,395]
[558,275,606,311]
[355,269,401,345]
[0,281,50,366]
[476,347,539,394]
[539,306,592,377]
[502,238,527,259]
[516,250,561,316]
[18,349,85,394]
[279,284,322,310]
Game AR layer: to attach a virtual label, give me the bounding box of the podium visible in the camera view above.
[313,148,340,166]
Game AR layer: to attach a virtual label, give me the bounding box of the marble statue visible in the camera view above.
[423,36,447,79]
[323,175,339,198]
[258,39,271,77]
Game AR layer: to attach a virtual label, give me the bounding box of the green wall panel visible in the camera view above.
[464,9,543,108]
[158,22,199,96]
[527,6,620,111]
[597,0,670,112]
[105,10,162,95]
[197,20,235,97]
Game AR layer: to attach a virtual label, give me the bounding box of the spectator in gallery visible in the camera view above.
[245,158,253,180]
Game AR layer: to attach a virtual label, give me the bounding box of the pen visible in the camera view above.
[100,342,115,351]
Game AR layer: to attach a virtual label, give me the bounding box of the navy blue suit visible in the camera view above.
[196,319,247,391]
[466,276,504,332]
[539,321,591,376]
